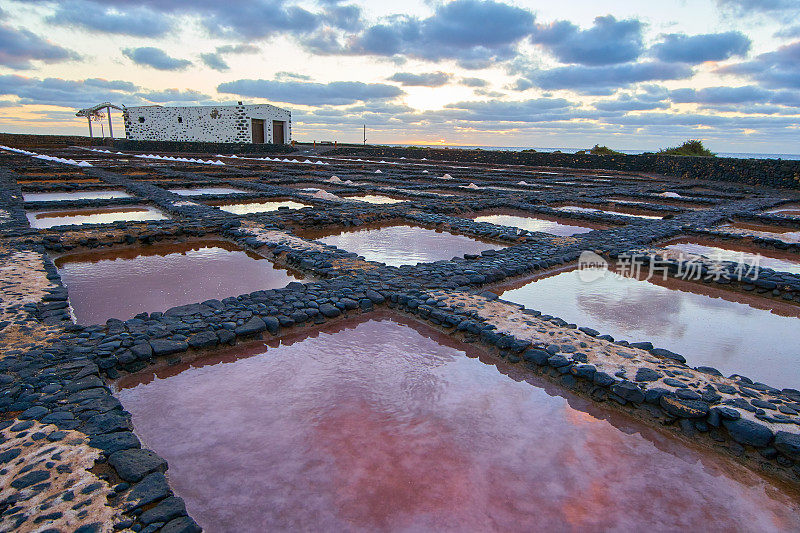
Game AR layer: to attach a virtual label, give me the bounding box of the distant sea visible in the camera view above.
[388,144,800,161]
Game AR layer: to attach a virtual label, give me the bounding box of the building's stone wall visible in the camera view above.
[123,104,291,144]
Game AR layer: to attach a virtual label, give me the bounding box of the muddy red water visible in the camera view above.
[496,266,800,388]
[304,224,506,267]
[115,315,800,532]
[26,205,167,229]
[663,237,800,274]
[472,211,608,236]
[54,239,302,324]
[22,190,133,202]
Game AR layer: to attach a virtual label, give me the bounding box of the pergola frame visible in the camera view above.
[76,102,124,139]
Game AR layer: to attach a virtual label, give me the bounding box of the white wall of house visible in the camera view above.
[123,103,292,143]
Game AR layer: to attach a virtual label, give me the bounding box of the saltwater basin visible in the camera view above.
[168,187,248,196]
[663,237,800,274]
[472,211,607,237]
[721,222,800,243]
[26,205,167,229]
[54,239,302,324]
[556,205,664,220]
[304,224,505,267]
[496,266,800,388]
[116,315,800,532]
[346,194,407,204]
[766,203,800,217]
[22,190,133,202]
[209,199,312,215]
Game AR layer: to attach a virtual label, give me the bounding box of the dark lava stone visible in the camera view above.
[722,417,775,447]
[634,368,661,382]
[659,395,710,418]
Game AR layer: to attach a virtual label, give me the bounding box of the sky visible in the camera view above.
[0,0,799,153]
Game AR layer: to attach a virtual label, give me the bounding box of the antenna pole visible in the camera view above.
[363,124,366,145]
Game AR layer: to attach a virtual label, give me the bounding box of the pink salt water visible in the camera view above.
[209,199,311,215]
[115,316,800,532]
[497,266,800,388]
[22,189,133,202]
[167,187,248,196]
[305,224,505,266]
[664,237,800,274]
[472,212,607,236]
[26,205,167,229]
[54,239,302,324]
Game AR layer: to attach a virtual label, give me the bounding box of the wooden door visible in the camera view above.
[251,119,265,143]
[273,121,284,144]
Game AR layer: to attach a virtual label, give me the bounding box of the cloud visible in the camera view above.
[0,22,79,69]
[46,0,170,37]
[594,92,671,112]
[717,41,800,89]
[441,98,575,122]
[651,32,751,64]
[530,15,644,65]
[520,62,693,93]
[200,53,229,71]
[460,77,489,87]
[388,71,451,87]
[217,79,404,105]
[0,74,141,107]
[774,25,800,39]
[716,0,800,20]
[322,3,363,31]
[136,88,211,103]
[122,47,191,70]
[314,0,536,68]
[200,44,260,72]
[669,85,800,108]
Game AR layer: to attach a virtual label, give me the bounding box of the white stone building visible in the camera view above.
[123,103,291,144]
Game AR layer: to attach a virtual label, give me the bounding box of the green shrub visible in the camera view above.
[589,144,622,156]
[658,139,716,157]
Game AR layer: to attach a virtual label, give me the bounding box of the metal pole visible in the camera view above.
[107,107,113,138]
[87,116,93,139]
[363,124,366,145]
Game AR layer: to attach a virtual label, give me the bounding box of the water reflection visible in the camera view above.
[347,194,407,204]
[117,316,800,532]
[664,238,800,274]
[473,213,606,236]
[22,190,132,202]
[54,239,302,324]
[556,205,664,220]
[168,187,248,196]
[211,199,312,214]
[26,205,167,229]
[498,267,800,388]
[309,224,505,267]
